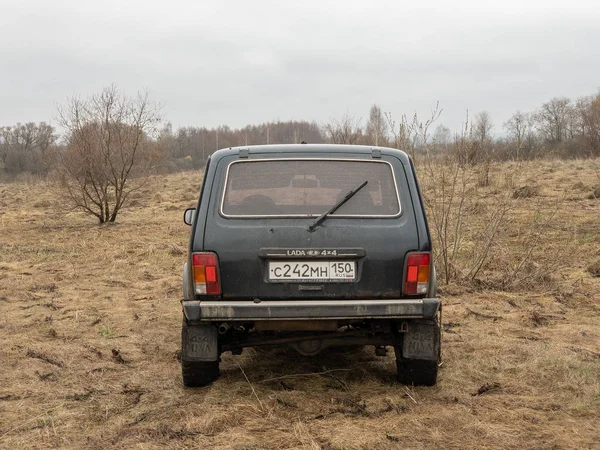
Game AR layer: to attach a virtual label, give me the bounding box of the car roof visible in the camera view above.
[209,144,411,163]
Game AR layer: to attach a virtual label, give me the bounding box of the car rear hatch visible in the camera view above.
[199,153,422,300]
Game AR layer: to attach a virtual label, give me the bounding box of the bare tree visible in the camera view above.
[158,122,177,157]
[579,93,600,155]
[503,111,529,160]
[432,124,451,146]
[323,113,363,144]
[534,97,573,144]
[473,111,493,145]
[365,104,388,146]
[0,122,57,174]
[55,85,163,224]
[464,111,494,165]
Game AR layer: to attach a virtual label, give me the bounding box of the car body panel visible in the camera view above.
[186,146,430,302]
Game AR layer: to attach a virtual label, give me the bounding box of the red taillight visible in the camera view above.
[192,252,221,295]
[404,252,430,295]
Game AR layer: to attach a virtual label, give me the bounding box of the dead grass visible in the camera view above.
[1,162,599,449]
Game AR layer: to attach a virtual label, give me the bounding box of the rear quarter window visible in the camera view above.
[221,159,401,217]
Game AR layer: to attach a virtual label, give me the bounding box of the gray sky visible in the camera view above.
[1,0,599,136]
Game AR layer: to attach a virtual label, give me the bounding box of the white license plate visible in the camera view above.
[268,261,356,282]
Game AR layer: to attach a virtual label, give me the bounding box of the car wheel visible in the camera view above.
[181,359,220,387]
[394,355,438,386]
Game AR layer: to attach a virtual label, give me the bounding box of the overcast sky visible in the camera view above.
[1,0,599,136]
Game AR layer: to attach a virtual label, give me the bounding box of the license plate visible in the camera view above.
[268,261,356,282]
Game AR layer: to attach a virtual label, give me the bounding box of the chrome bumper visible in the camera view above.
[182,298,440,321]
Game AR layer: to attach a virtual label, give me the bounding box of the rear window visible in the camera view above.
[221,159,401,217]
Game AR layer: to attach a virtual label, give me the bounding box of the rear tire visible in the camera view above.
[182,359,220,387]
[395,356,438,386]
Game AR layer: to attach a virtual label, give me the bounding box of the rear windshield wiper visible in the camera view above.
[308,180,368,232]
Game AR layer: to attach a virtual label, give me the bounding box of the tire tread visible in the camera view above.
[395,356,438,386]
[181,360,220,387]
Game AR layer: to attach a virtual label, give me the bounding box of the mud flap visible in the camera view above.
[402,322,440,361]
[182,323,219,362]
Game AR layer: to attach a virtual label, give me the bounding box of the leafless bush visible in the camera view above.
[386,102,442,161]
[420,151,471,284]
[461,194,514,282]
[54,85,163,224]
[421,151,513,285]
[409,111,517,286]
[497,204,565,290]
[387,103,569,290]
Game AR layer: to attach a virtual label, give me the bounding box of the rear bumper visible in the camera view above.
[182,298,440,321]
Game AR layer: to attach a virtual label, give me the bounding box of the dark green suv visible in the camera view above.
[181,144,440,387]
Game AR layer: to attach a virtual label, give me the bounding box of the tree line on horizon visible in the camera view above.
[1,88,599,180]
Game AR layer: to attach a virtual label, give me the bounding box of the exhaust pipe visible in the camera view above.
[218,323,230,334]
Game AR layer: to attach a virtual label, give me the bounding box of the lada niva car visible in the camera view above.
[181,144,440,386]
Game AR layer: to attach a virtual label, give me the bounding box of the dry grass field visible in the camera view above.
[1,159,599,449]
